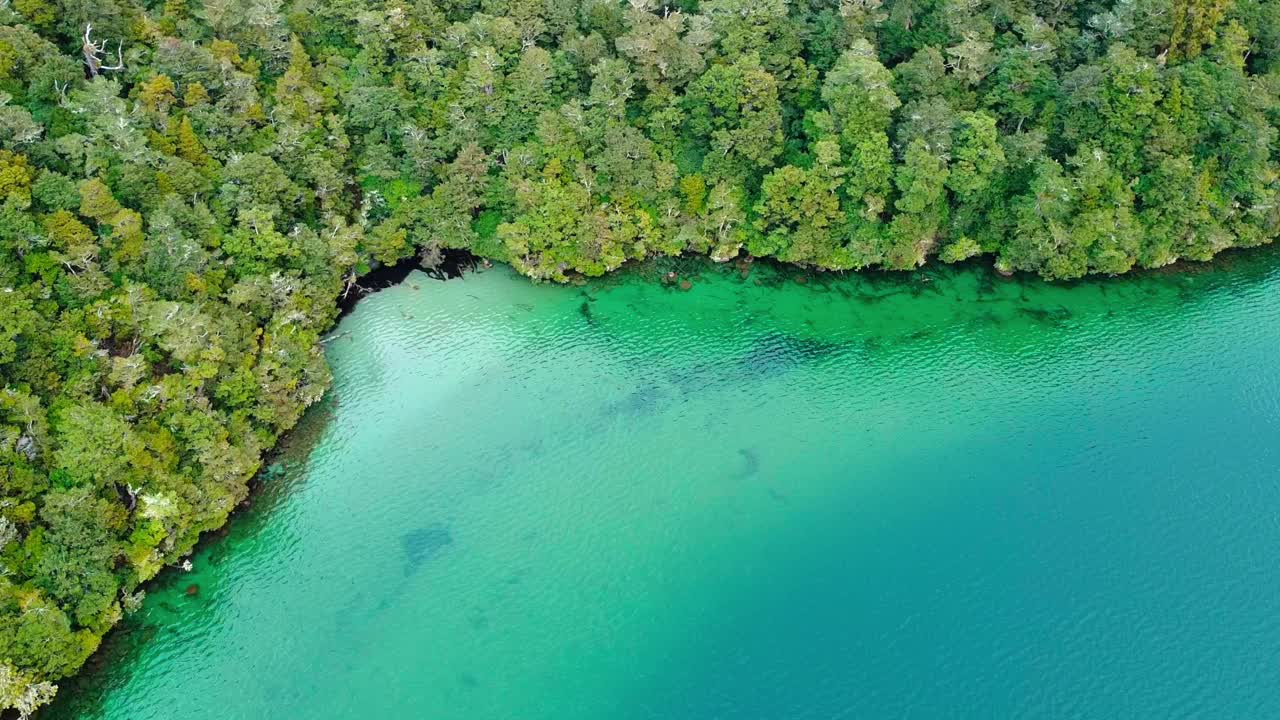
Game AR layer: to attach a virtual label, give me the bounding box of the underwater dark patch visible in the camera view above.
[976,272,998,296]
[402,524,454,575]
[1017,306,1073,328]
[739,332,845,379]
[601,383,668,418]
[734,448,760,479]
[667,361,723,394]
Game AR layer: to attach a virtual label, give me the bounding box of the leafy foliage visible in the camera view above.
[1,0,1278,713]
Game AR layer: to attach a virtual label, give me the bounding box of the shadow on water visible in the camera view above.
[335,249,478,318]
[43,252,475,719]
[45,242,1280,718]
[43,397,339,719]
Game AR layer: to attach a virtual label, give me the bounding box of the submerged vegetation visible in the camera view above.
[0,0,1278,713]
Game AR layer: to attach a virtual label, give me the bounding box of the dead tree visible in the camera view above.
[82,23,125,78]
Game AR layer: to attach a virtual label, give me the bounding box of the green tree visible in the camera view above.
[685,54,784,183]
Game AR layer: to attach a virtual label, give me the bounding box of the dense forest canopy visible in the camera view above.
[1,0,1278,713]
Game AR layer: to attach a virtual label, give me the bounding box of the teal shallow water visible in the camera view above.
[51,253,1280,719]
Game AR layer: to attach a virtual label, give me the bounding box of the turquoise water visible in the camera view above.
[51,253,1280,719]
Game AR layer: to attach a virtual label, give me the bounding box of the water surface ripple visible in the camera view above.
[51,252,1280,720]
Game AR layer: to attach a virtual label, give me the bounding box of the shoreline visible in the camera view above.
[40,238,1280,717]
[334,249,480,319]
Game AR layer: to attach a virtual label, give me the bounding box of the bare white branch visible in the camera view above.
[82,23,125,78]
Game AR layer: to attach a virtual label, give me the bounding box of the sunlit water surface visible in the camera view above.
[51,252,1280,719]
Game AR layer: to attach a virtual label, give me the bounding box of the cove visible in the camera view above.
[49,251,1280,719]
